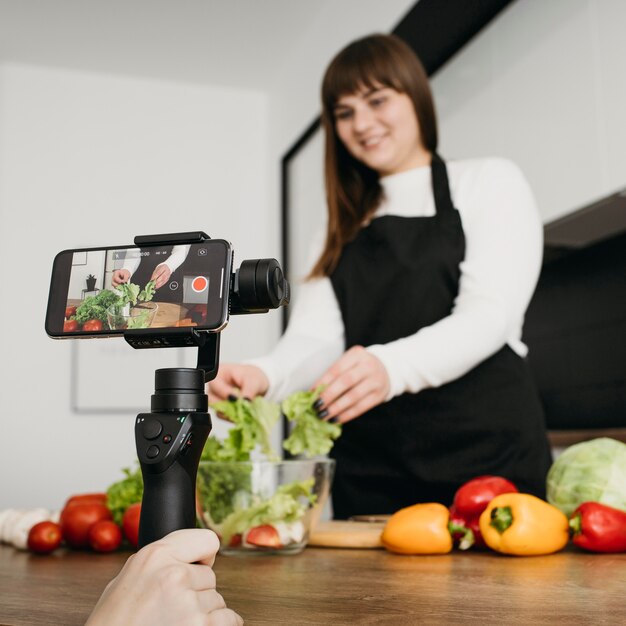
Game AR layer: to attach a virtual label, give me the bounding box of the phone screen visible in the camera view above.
[46,240,232,337]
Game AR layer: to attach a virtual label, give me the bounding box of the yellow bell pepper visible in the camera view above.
[479,493,569,556]
[381,502,453,554]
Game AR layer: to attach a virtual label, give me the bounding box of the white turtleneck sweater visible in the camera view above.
[250,157,543,402]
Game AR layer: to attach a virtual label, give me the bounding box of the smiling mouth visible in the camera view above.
[361,135,386,149]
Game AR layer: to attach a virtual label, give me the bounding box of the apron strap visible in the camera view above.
[431,152,456,216]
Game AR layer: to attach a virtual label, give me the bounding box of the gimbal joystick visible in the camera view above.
[127,231,289,548]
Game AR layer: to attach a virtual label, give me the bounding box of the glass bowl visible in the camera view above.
[196,459,335,555]
[106,302,158,330]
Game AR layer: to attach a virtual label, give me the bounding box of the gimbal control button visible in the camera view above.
[146,445,160,459]
[142,418,163,440]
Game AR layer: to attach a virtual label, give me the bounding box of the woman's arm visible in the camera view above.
[367,158,543,399]
[209,231,345,403]
[247,274,345,400]
[161,244,191,273]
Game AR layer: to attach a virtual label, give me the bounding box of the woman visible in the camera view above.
[210,34,552,518]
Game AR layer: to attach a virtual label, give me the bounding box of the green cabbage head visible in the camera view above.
[546,437,626,516]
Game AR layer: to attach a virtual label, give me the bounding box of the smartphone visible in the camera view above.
[46,239,233,338]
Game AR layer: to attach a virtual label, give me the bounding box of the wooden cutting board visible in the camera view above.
[308,520,386,549]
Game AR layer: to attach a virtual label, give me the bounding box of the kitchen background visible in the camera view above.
[0,0,624,509]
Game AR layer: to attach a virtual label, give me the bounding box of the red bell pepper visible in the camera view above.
[448,505,479,549]
[449,475,518,549]
[569,502,626,553]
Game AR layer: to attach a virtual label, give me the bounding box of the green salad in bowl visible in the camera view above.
[197,390,341,555]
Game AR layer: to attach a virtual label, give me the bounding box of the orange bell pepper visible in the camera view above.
[479,493,569,556]
[381,503,453,554]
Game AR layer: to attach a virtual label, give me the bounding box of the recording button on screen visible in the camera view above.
[191,276,208,293]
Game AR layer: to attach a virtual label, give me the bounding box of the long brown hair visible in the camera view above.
[308,34,438,278]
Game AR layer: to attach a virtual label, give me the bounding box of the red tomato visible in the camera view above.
[82,319,103,332]
[65,306,77,319]
[64,493,108,510]
[246,524,282,548]
[88,520,122,553]
[63,320,79,332]
[229,533,243,547]
[27,521,63,554]
[122,503,141,548]
[60,502,112,548]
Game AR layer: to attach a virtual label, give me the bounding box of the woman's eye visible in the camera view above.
[334,109,353,121]
[369,96,386,108]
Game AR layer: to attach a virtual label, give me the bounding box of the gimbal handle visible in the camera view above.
[125,231,218,547]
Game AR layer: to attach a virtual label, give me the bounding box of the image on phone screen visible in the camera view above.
[46,240,231,336]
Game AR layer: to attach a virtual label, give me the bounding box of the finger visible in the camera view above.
[196,589,226,613]
[154,529,220,566]
[319,361,368,409]
[334,390,382,424]
[324,377,373,419]
[314,347,364,389]
[208,378,234,403]
[187,563,217,591]
[206,608,245,626]
[238,378,263,399]
[152,269,166,287]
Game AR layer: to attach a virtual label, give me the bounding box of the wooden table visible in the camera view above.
[1,544,625,625]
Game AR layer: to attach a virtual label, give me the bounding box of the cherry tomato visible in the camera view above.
[82,319,103,332]
[246,524,282,548]
[64,493,108,510]
[229,533,243,547]
[122,503,141,548]
[27,521,63,554]
[88,520,122,553]
[65,306,77,319]
[63,320,79,332]
[60,502,112,548]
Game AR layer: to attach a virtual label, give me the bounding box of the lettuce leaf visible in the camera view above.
[115,282,141,307]
[282,388,341,457]
[106,465,143,524]
[210,396,280,461]
[138,280,156,303]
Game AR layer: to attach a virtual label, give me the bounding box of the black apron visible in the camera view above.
[329,154,552,519]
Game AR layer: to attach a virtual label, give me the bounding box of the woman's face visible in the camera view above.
[333,84,430,176]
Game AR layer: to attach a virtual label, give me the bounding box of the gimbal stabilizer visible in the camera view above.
[127,231,289,547]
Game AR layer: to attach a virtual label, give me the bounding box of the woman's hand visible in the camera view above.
[207,364,269,406]
[314,346,390,424]
[111,269,131,287]
[151,264,172,289]
[86,529,243,626]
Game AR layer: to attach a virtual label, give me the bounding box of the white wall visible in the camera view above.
[431,0,626,223]
[269,0,416,158]
[0,63,273,508]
